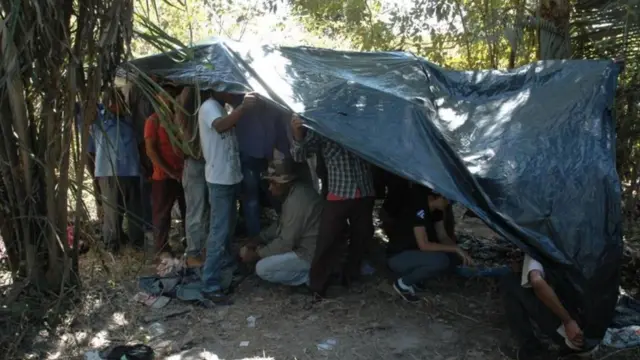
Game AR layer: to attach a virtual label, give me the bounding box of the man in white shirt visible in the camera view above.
[198,90,258,303]
[501,254,594,360]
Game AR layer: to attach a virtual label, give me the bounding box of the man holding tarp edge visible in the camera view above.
[290,114,375,301]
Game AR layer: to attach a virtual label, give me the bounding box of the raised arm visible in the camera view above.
[290,114,321,162]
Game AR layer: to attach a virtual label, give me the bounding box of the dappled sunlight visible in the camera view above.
[225,42,304,112]
[166,351,274,360]
[89,330,110,348]
[110,311,129,328]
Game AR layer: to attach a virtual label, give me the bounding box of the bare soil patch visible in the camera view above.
[4,205,640,360]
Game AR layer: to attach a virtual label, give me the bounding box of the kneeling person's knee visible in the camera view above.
[255,258,270,280]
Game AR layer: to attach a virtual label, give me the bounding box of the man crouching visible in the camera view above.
[239,160,322,287]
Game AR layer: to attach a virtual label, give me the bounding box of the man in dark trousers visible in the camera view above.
[144,88,186,257]
[290,114,375,300]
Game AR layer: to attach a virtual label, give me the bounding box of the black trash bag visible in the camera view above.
[101,344,154,360]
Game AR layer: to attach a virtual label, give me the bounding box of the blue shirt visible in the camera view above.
[75,103,103,153]
[93,109,141,177]
[235,103,290,160]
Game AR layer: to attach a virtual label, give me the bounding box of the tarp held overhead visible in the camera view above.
[121,38,623,343]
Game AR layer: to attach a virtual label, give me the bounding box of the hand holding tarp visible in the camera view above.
[242,92,260,108]
[291,114,305,141]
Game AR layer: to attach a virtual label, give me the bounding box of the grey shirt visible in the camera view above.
[257,182,323,262]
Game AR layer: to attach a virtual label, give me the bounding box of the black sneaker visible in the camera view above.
[393,279,419,303]
[413,282,428,292]
[202,291,232,305]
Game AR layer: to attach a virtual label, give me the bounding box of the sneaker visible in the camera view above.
[413,282,428,292]
[202,291,232,305]
[393,279,419,303]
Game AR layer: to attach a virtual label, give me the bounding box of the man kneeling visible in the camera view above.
[385,184,473,302]
[240,160,322,286]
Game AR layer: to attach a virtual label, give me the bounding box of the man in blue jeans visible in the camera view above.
[235,99,290,236]
[197,89,258,303]
[385,184,473,302]
[176,87,208,266]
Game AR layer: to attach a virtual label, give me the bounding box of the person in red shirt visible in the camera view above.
[144,88,186,256]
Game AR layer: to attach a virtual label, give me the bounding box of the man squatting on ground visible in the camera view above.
[239,159,323,286]
[384,184,474,303]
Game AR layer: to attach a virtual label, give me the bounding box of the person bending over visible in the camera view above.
[386,184,473,302]
[500,254,596,360]
[240,160,323,287]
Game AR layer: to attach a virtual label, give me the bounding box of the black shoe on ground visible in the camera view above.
[413,282,428,292]
[393,279,419,303]
[202,291,232,305]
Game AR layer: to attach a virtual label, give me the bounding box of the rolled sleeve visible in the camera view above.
[521,254,545,288]
[290,130,320,162]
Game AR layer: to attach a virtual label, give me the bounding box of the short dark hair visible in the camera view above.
[104,88,125,107]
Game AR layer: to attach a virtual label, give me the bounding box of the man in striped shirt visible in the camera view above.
[290,115,375,299]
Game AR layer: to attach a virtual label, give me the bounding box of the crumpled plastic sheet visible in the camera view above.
[119,38,624,344]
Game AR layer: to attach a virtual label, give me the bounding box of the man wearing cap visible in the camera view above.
[239,160,323,287]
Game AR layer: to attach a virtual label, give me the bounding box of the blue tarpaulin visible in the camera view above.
[121,38,623,345]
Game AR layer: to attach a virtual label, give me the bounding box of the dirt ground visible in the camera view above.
[10,206,640,360]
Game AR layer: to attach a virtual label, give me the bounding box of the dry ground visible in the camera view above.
[6,207,640,360]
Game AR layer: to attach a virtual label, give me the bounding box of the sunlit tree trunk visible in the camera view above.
[538,0,571,59]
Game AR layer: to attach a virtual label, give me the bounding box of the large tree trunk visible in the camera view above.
[538,0,571,59]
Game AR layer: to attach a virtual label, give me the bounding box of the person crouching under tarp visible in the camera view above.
[239,160,323,287]
[500,255,598,360]
[385,184,473,303]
